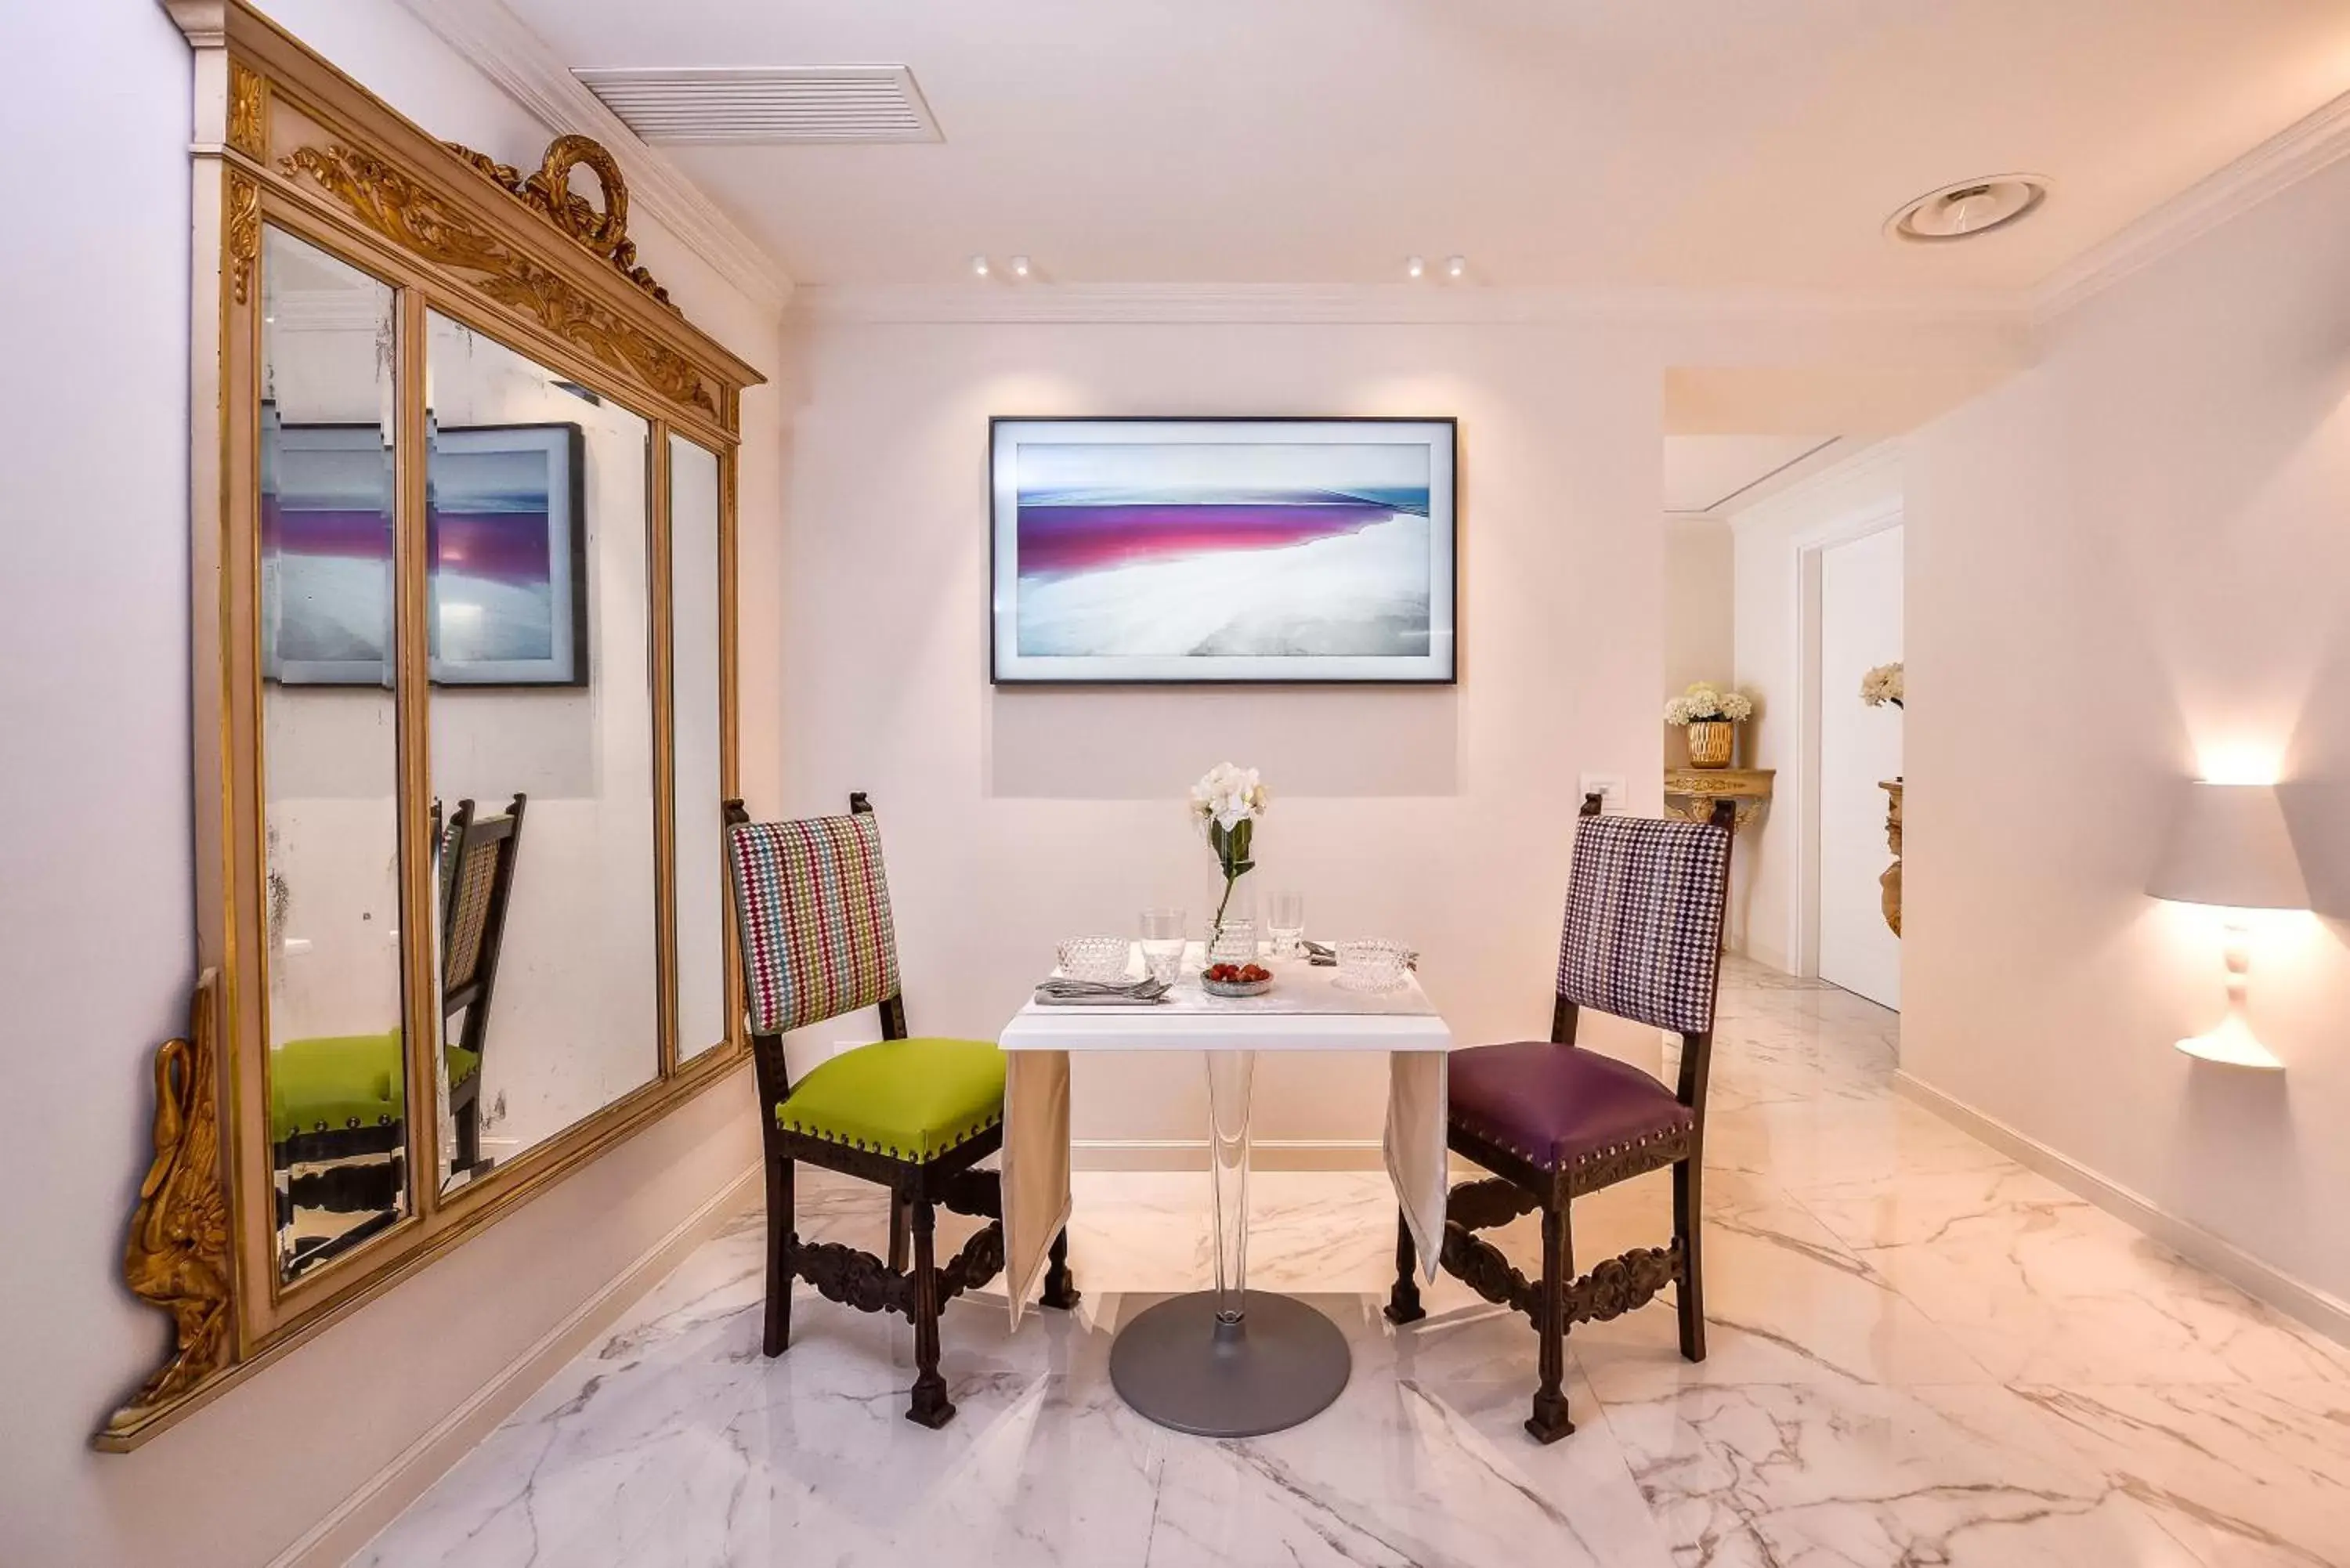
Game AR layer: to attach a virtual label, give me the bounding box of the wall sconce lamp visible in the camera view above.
[2148,780,2308,1070]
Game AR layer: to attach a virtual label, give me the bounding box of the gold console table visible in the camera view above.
[1880,779,1903,937]
[1663,768,1775,832]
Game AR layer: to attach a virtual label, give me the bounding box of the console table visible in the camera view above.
[1880,779,1904,937]
[1662,767,1775,831]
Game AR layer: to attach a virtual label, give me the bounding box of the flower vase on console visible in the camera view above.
[1665,682,1754,770]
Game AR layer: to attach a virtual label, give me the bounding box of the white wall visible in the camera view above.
[1726,444,1903,968]
[1663,515,1735,766]
[1904,148,2350,1307]
[778,316,1670,1143]
[774,309,2010,1146]
[0,4,782,1563]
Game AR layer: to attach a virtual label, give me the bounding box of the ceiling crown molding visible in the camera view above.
[2030,86,2350,325]
[392,0,792,316]
[790,281,2024,327]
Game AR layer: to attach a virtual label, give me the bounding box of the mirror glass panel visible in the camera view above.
[670,435,728,1062]
[258,226,410,1283]
[425,313,659,1193]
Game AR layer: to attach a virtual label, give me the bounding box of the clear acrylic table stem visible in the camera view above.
[1205,1050,1256,1325]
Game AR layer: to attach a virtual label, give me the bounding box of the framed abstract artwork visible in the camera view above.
[989,417,1458,684]
[260,419,588,686]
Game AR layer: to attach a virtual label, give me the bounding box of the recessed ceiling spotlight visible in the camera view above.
[1444,255,1468,280]
[1008,255,1032,280]
[1405,255,1426,280]
[970,254,992,278]
[1887,175,2049,242]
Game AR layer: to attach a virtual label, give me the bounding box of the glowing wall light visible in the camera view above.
[2149,781,2309,1069]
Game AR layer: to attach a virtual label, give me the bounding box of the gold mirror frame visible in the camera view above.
[101,0,763,1451]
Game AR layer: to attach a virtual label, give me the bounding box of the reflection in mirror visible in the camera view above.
[258,226,410,1281]
[425,313,659,1192]
[670,436,728,1062]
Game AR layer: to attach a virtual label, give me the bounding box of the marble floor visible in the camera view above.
[352,963,2350,1567]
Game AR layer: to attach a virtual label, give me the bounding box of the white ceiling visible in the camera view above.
[1663,435,1841,515]
[497,0,2350,291]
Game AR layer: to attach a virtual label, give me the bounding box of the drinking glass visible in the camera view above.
[1267,890,1306,958]
[1138,908,1187,986]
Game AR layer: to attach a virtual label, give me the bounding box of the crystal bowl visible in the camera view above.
[1334,938,1412,993]
[1201,971,1274,998]
[1056,935,1133,983]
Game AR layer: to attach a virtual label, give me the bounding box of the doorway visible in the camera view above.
[1810,525,1903,1008]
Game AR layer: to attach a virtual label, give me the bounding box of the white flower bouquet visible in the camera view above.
[1860,662,1905,710]
[1662,683,1755,726]
[1190,763,1267,945]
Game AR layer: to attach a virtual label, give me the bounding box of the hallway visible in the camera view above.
[354,962,2350,1566]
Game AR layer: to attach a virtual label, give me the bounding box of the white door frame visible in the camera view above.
[1788,501,1903,978]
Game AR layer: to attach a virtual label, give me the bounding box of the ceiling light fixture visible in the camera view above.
[970,255,992,279]
[1008,255,1032,280]
[1405,255,1426,280]
[1887,175,2049,243]
[1444,255,1467,280]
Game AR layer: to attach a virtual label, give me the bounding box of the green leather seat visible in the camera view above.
[270,1031,403,1143]
[776,1037,1006,1162]
[269,1031,484,1144]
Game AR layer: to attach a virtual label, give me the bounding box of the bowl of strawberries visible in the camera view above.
[1200,960,1274,998]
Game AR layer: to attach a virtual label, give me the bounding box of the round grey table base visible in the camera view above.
[1108,1290,1352,1437]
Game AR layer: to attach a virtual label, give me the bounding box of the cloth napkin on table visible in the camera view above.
[1031,977,1172,1006]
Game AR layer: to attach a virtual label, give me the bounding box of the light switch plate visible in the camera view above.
[1578,773,1626,812]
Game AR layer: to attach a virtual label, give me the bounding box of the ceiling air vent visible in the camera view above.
[572,66,942,144]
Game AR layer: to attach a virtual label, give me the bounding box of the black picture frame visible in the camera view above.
[988,415,1459,687]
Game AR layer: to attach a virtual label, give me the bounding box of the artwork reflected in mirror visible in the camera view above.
[258,225,411,1282]
[426,312,660,1193]
[669,435,728,1063]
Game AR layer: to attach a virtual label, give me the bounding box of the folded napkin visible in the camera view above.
[1031,976,1172,1006]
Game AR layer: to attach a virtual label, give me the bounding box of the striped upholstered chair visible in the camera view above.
[1386,791,1737,1443]
[723,793,1077,1428]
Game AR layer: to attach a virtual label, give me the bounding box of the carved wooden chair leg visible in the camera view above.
[764,1157,795,1357]
[1526,1201,1574,1443]
[906,1198,953,1428]
[887,1191,909,1274]
[1383,1208,1426,1324]
[1674,1154,1707,1363]
[1040,1225,1080,1310]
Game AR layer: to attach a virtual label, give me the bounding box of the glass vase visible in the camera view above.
[1208,875,1257,963]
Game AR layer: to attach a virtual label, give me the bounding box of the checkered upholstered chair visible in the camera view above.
[266,793,526,1277]
[724,793,1078,1429]
[1386,792,1737,1443]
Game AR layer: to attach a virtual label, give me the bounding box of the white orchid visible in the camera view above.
[1860,662,1905,710]
[1189,762,1267,835]
[1664,682,1753,725]
[1191,764,1267,945]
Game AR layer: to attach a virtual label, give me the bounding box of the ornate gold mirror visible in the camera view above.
[105,1,761,1449]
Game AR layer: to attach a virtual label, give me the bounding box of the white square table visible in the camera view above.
[997,945,1453,1437]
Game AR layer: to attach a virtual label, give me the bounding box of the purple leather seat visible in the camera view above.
[1448,1042,1691,1173]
